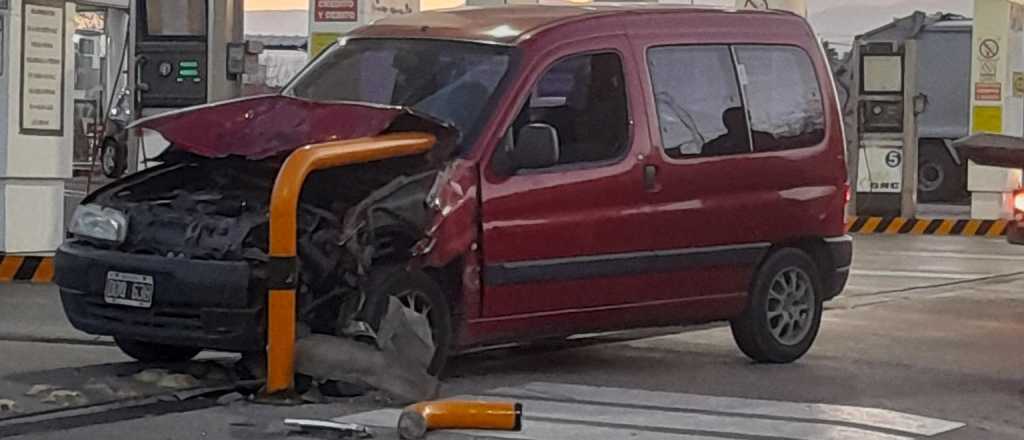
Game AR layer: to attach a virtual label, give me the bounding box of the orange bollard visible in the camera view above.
[263,132,436,396]
[397,400,523,439]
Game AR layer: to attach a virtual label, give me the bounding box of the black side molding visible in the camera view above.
[484,243,770,286]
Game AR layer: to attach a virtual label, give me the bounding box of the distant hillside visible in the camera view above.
[245,9,308,36]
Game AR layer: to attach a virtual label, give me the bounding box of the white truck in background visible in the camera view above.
[833,11,973,203]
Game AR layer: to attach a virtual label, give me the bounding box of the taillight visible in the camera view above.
[1014,190,1024,215]
[844,183,852,204]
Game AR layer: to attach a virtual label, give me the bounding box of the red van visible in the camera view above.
[56,5,851,373]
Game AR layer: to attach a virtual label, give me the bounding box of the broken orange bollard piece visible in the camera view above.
[264,132,436,396]
[397,400,523,439]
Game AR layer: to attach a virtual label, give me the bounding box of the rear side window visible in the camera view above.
[647,46,750,158]
[733,46,826,152]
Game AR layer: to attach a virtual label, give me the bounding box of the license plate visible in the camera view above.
[104,271,154,308]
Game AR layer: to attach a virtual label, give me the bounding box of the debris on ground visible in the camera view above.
[296,297,439,405]
[157,373,201,389]
[132,368,169,384]
[83,379,117,397]
[0,399,17,412]
[41,390,88,406]
[216,392,246,406]
[24,384,58,397]
[115,387,143,400]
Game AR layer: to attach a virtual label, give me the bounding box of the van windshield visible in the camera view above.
[285,38,513,147]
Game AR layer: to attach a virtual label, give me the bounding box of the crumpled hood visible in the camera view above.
[131,95,448,159]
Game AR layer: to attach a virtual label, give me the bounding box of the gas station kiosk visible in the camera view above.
[0,0,252,254]
[967,0,1024,220]
[0,0,129,253]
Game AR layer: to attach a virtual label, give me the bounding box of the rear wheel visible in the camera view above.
[114,336,201,363]
[918,141,965,203]
[730,249,823,363]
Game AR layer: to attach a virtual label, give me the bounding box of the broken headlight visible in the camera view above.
[69,204,128,243]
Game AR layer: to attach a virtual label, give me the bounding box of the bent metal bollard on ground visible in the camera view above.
[398,400,523,439]
[264,132,436,395]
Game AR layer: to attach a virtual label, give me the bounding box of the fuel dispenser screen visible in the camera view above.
[145,0,206,36]
[137,0,209,108]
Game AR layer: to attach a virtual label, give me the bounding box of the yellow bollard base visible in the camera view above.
[253,387,305,406]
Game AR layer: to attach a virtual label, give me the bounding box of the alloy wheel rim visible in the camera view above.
[103,144,116,174]
[394,289,436,348]
[766,267,815,346]
[919,162,943,192]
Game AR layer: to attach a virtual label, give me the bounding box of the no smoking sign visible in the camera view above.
[979,38,1000,60]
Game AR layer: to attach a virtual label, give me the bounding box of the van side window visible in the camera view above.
[734,46,826,152]
[510,52,629,167]
[647,46,750,158]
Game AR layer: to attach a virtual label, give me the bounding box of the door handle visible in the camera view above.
[643,165,659,192]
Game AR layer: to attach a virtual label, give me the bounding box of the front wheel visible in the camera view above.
[114,336,202,363]
[359,266,453,376]
[730,248,823,363]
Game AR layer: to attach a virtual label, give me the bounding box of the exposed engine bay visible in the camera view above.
[68,97,460,350]
[81,150,442,336]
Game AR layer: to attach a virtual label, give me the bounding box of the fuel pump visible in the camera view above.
[852,40,922,217]
[123,0,254,174]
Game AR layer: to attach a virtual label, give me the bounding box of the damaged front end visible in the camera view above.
[55,96,460,372]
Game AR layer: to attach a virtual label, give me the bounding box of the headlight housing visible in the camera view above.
[69,204,128,243]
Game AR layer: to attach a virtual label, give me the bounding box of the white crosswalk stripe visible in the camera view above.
[336,382,965,440]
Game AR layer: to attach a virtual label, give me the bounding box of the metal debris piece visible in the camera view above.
[283,418,372,438]
[24,384,58,397]
[157,373,201,389]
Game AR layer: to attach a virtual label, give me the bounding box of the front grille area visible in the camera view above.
[81,296,208,332]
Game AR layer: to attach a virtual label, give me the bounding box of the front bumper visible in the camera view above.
[55,242,264,352]
[824,235,853,300]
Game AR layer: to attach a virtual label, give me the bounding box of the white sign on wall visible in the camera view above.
[857,147,903,193]
[20,0,65,136]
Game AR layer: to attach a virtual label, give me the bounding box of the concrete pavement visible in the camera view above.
[1,234,1023,439]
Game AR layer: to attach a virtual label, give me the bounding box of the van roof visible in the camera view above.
[348,4,793,45]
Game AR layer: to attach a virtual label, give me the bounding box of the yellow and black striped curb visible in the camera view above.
[0,255,54,283]
[847,217,1009,237]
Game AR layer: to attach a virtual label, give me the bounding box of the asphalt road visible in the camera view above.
[1,234,1022,439]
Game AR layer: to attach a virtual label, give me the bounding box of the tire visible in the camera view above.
[114,336,202,363]
[359,266,454,376]
[101,138,127,178]
[730,248,823,364]
[918,141,965,203]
